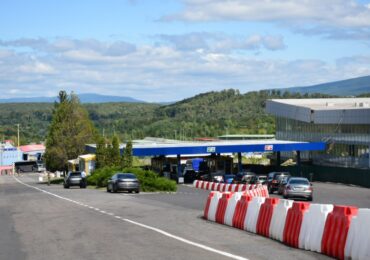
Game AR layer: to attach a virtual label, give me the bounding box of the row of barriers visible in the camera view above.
[203,191,370,260]
[193,180,267,194]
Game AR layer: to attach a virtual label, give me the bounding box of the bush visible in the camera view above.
[50,177,64,184]
[87,166,120,188]
[87,167,177,192]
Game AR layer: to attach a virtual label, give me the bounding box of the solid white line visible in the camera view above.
[122,218,248,260]
[13,176,248,260]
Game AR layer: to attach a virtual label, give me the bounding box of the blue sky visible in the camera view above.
[1,0,370,101]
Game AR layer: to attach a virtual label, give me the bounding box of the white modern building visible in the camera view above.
[266,98,370,169]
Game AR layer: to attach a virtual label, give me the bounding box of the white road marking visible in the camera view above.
[13,176,248,260]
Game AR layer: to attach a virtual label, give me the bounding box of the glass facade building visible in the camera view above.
[266,98,370,169]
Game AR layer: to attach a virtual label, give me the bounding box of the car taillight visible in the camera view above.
[272,180,278,183]
[307,186,313,191]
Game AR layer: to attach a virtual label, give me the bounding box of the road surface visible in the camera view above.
[1,174,350,260]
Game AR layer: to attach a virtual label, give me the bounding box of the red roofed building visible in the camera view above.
[20,144,45,161]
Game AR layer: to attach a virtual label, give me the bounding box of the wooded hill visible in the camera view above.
[0,89,358,144]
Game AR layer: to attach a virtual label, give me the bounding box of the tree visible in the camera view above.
[45,91,97,172]
[95,135,108,168]
[122,140,133,168]
[110,135,121,167]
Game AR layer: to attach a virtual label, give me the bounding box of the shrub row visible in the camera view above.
[50,177,64,184]
[87,167,177,192]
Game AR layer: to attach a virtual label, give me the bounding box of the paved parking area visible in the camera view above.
[183,181,370,208]
[270,182,370,208]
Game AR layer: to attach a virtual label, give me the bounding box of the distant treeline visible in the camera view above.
[0,89,368,144]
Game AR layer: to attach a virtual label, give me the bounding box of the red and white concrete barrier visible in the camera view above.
[345,208,370,260]
[193,180,268,197]
[203,191,370,260]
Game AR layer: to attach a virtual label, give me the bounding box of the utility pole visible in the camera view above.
[16,124,20,148]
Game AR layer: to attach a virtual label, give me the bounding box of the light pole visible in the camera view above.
[16,124,20,148]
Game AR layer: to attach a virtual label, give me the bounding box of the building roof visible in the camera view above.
[269,98,370,110]
[266,98,370,124]
[218,134,275,139]
[78,154,96,160]
[86,138,325,157]
[20,144,45,153]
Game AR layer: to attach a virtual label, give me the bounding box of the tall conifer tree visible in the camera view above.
[45,91,97,172]
[122,140,133,168]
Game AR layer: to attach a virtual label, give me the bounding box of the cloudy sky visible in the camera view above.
[1,0,370,102]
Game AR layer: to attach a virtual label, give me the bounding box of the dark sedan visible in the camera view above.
[267,172,291,194]
[107,173,140,193]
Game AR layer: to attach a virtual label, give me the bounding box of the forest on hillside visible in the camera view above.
[0,89,355,144]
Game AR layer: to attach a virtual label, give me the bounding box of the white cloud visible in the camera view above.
[0,37,369,101]
[18,62,56,74]
[163,0,370,39]
[157,33,286,52]
[0,38,136,56]
[166,0,370,26]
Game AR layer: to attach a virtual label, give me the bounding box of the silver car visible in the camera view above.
[107,173,140,193]
[64,171,86,189]
[283,177,313,201]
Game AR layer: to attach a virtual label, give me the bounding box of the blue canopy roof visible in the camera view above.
[86,139,325,157]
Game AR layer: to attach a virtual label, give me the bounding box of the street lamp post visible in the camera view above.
[16,124,20,148]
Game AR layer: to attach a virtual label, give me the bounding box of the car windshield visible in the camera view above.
[240,172,255,176]
[117,173,136,179]
[258,176,266,180]
[70,172,81,177]
[289,179,310,185]
[224,175,234,179]
[274,174,289,180]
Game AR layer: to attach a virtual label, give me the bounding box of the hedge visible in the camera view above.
[87,167,177,192]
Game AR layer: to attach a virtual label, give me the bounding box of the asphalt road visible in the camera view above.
[269,181,370,208]
[3,174,365,260]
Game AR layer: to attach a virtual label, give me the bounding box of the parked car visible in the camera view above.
[282,177,313,201]
[267,172,291,194]
[64,171,86,189]
[35,162,46,172]
[212,175,223,183]
[197,173,211,182]
[222,174,236,184]
[107,173,140,193]
[234,171,256,184]
[183,169,197,183]
[249,175,267,185]
[277,176,291,195]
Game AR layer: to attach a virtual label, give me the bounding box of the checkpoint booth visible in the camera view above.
[68,154,96,175]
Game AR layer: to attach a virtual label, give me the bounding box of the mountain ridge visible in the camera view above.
[277,75,370,96]
[0,93,144,104]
